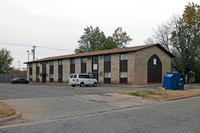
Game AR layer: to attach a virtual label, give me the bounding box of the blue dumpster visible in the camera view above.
[163,73,185,90]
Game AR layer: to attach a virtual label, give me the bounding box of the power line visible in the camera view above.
[0,42,73,52]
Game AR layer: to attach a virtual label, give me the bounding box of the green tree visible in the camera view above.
[75,26,132,53]
[75,26,107,53]
[0,48,13,73]
[171,3,200,82]
[112,27,132,48]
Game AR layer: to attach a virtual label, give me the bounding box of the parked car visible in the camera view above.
[69,74,97,87]
[11,77,29,84]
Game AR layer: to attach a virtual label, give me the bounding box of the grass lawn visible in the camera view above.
[119,89,200,101]
[0,101,16,119]
[187,83,200,85]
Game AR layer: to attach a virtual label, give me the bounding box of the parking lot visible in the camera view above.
[0,83,158,124]
[0,83,157,99]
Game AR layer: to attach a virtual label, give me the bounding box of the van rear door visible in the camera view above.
[69,74,75,84]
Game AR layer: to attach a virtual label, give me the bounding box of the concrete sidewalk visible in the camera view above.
[77,93,157,108]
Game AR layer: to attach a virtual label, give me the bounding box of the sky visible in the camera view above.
[0,0,199,70]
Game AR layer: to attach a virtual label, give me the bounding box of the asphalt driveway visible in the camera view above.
[0,83,158,124]
[0,83,157,99]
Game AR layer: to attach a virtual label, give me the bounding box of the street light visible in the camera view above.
[27,50,29,62]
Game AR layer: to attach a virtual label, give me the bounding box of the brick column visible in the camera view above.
[98,55,104,83]
[75,58,81,73]
[128,52,135,84]
[54,60,58,82]
[32,63,36,82]
[86,57,92,74]
[111,54,120,84]
[27,64,29,80]
[63,59,70,82]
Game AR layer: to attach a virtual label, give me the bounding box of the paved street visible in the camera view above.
[0,97,200,133]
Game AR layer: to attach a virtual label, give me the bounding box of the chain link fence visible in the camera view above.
[0,74,27,83]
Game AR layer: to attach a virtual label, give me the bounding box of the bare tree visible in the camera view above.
[145,3,200,83]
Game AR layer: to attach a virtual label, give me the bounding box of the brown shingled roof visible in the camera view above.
[25,44,173,63]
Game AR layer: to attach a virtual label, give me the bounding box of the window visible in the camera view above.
[120,54,128,60]
[42,62,46,73]
[104,55,111,62]
[58,60,62,65]
[36,63,40,82]
[50,61,54,82]
[93,56,98,64]
[70,58,75,74]
[70,74,73,78]
[81,58,86,63]
[93,64,98,70]
[70,59,75,64]
[120,60,127,72]
[58,60,63,82]
[37,63,40,67]
[153,59,157,65]
[81,58,87,73]
[89,75,95,79]
[104,72,111,78]
[104,55,111,73]
[120,72,127,78]
[50,61,53,66]
[120,72,128,83]
[74,74,77,78]
[79,74,89,78]
[29,63,32,81]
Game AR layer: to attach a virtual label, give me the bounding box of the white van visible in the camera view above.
[69,74,97,87]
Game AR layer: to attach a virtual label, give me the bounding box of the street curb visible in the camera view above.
[0,108,21,123]
[164,95,200,101]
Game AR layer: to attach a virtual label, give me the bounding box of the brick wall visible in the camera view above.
[26,45,172,85]
[135,46,171,84]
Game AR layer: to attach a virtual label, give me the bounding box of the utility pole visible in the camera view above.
[18,61,20,70]
[27,50,29,62]
[32,46,36,61]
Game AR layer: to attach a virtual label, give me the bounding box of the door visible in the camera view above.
[147,54,162,83]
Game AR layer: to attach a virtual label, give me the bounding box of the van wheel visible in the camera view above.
[93,82,97,87]
[80,82,84,87]
[72,85,75,87]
